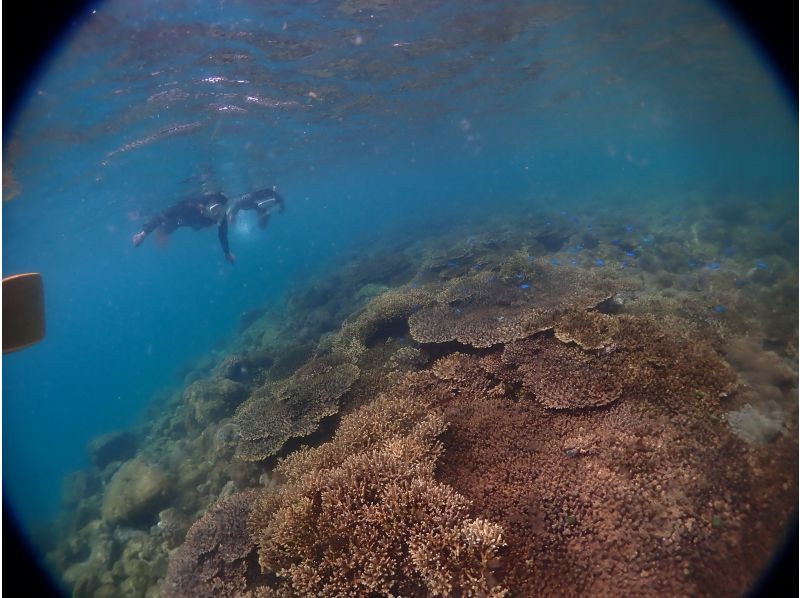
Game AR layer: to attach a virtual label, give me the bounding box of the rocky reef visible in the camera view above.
[45,199,797,597]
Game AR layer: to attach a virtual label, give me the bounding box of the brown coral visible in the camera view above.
[501,313,737,413]
[246,380,507,597]
[408,261,615,348]
[163,490,267,598]
[504,336,626,409]
[332,287,433,360]
[431,347,796,597]
[183,378,247,428]
[234,356,360,461]
[554,309,620,349]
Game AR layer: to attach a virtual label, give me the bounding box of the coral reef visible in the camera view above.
[234,355,360,461]
[101,458,171,526]
[332,287,433,360]
[163,490,266,598]
[503,314,737,412]
[183,378,247,429]
[217,352,274,384]
[429,350,795,596]
[506,336,628,409]
[87,431,139,469]
[553,309,619,349]
[47,200,797,598]
[248,389,507,597]
[408,261,615,348]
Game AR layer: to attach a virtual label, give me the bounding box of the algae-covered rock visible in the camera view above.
[157,508,192,550]
[217,351,274,383]
[101,459,170,526]
[183,378,247,428]
[726,403,785,444]
[63,560,104,598]
[88,431,138,469]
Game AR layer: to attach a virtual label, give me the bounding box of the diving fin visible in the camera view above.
[3,272,45,353]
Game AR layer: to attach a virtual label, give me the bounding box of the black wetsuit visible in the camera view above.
[141,192,230,257]
[230,188,285,228]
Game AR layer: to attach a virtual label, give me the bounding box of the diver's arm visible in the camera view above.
[228,202,241,224]
[218,217,235,263]
[133,212,165,246]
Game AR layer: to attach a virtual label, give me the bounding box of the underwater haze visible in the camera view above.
[3,0,797,596]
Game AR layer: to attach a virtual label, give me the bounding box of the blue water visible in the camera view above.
[2,0,796,560]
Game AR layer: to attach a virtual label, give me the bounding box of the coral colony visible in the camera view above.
[51,203,796,597]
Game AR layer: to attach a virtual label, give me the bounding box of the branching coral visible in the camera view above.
[246,380,508,597]
[430,344,794,597]
[234,356,360,461]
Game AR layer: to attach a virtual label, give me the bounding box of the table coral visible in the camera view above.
[505,336,627,409]
[408,261,615,348]
[234,356,360,461]
[332,287,434,360]
[554,309,620,349]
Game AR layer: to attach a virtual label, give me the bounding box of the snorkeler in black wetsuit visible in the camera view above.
[229,187,285,229]
[132,192,235,263]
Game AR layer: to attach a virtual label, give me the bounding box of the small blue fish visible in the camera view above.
[519,283,531,290]
[550,257,561,266]
[453,307,463,315]
[595,259,605,267]
[515,272,524,280]
[545,220,552,226]
[642,235,654,245]
[447,259,459,268]
[570,258,578,266]
[611,239,621,245]
[411,303,421,313]
[527,254,535,263]
[625,250,637,258]
[624,224,634,232]
[712,305,727,313]
[586,224,593,230]
[472,263,482,270]
[706,262,721,271]
[756,260,769,270]
[687,260,698,269]
[621,260,629,269]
